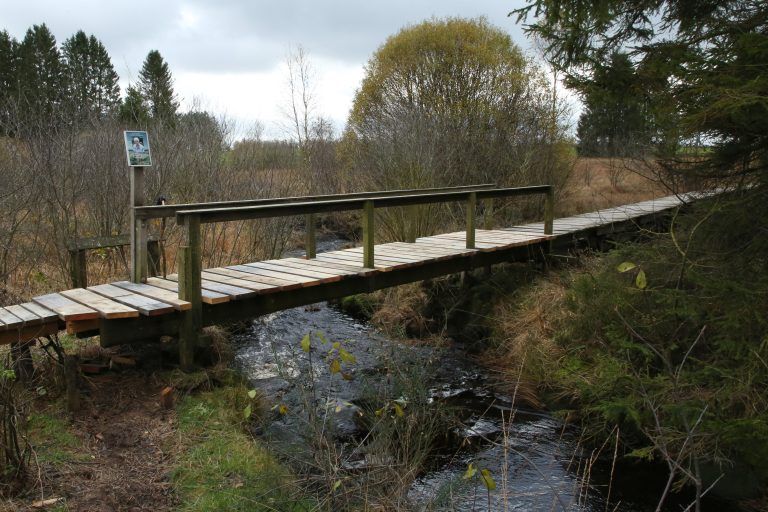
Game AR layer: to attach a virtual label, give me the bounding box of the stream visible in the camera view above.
[229,239,737,511]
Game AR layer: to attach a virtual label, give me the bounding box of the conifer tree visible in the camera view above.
[62,30,120,123]
[138,50,178,123]
[16,24,64,132]
[119,85,150,126]
[0,30,19,134]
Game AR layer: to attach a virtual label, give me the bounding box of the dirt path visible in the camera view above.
[22,372,179,512]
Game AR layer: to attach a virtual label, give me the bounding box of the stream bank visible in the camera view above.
[230,298,740,511]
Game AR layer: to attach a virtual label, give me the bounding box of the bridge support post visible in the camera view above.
[483,198,493,230]
[305,213,316,259]
[178,213,202,371]
[363,200,374,268]
[406,204,418,243]
[130,166,148,283]
[544,187,554,235]
[466,192,476,249]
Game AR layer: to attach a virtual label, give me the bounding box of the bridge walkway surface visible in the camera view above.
[0,192,699,350]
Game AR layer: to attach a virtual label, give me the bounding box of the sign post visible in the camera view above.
[124,131,152,283]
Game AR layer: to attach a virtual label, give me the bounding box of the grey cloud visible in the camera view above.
[3,0,530,77]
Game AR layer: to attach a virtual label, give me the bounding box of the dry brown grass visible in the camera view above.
[482,275,573,408]
[559,157,669,216]
[369,283,433,339]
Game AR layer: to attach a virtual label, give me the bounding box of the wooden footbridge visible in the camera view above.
[0,184,703,369]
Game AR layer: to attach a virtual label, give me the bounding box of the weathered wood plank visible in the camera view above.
[61,288,140,319]
[265,259,359,276]
[207,267,301,289]
[200,272,275,292]
[0,308,23,329]
[166,274,259,300]
[245,261,342,281]
[5,305,42,326]
[234,264,319,285]
[33,293,100,322]
[342,247,429,263]
[281,257,374,275]
[315,251,410,269]
[112,281,192,311]
[87,285,174,316]
[146,277,230,305]
[20,302,59,323]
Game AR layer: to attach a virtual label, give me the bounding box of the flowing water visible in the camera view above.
[230,238,737,511]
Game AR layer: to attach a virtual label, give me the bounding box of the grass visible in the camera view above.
[25,405,83,467]
[171,383,312,511]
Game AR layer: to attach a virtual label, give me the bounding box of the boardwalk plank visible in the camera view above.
[282,257,375,275]
[200,272,275,292]
[266,258,361,277]
[244,261,341,281]
[166,274,259,300]
[33,293,99,321]
[6,305,43,326]
[232,265,319,285]
[207,267,300,289]
[60,288,140,319]
[112,281,192,311]
[146,278,230,305]
[86,285,173,317]
[0,308,23,330]
[20,302,59,323]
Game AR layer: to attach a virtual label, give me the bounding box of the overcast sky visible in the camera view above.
[4,0,569,139]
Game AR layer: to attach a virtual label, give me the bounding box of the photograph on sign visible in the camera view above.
[124,130,152,166]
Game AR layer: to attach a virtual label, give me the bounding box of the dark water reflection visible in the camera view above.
[232,298,736,512]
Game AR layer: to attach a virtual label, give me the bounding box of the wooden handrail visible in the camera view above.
[135,183,497,220]
[174,185,553,224]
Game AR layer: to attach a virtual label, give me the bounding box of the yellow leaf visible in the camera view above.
[480,469,496,490]
[278,404,288,415]
[300,334,311,353]
[636,269,647,289]
[329,359,341,374]
[339,349,356,364]
[463,462,477,480]
[617,261,636,273]
[393,402,404,417]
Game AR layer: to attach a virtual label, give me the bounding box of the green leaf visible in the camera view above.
[247,389,257,399]
[329,358,341,374]
[339,349,356,364]
[617,261,636,273]
[332,479,342,492]
[244,404,252,419]
[463,463,477,480]
[480,469,496,490]
[332,341,341,350]
[636,269,647,289]
[300,334,311,353]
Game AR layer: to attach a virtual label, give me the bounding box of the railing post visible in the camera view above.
[305,213,316,259]
[483,198,494,230]
[466,192,476,249]
[363,200,374,268]
[178,213,202,371]
[406,204,418,243]
[544,186,554,235]
[69,248,87,288]
[147,238,161,277]
[130,166,148,283]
